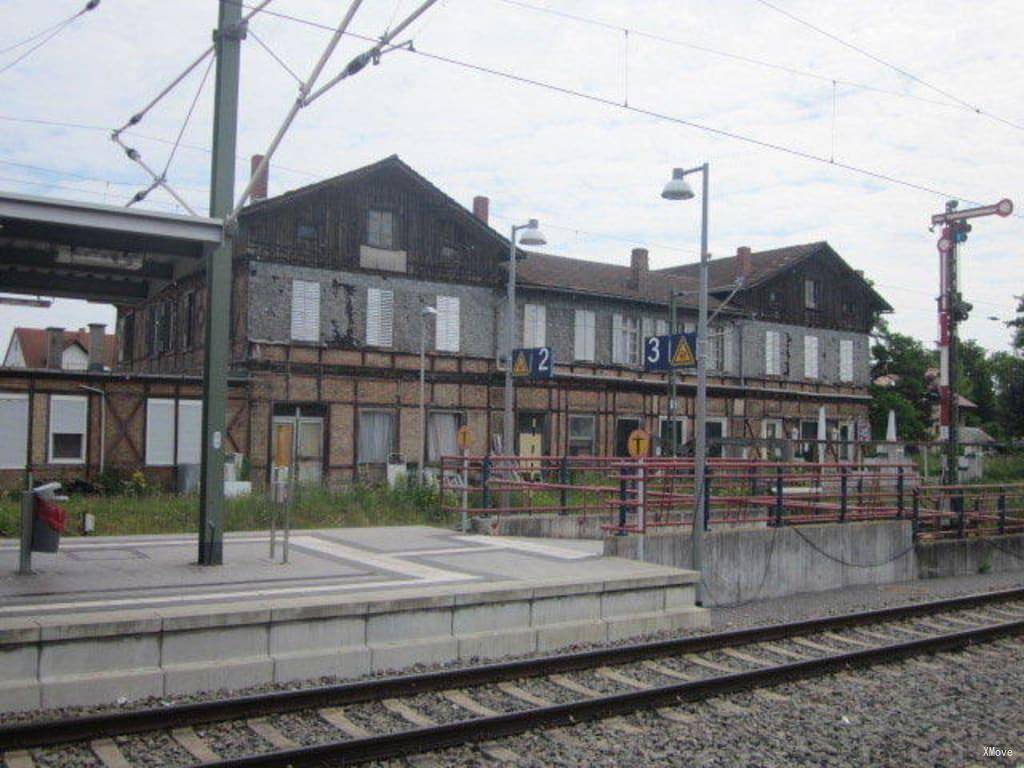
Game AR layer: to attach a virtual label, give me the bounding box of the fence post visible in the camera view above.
[774,465,784,527]
[839,466,848,523]
[955,489,966,538]
[481,456,492,511]
[896,465,905,519]
[703,466,712,531]
[912,487,920,540]
[559,455,569,516]
[618,465,629,534]
[998,491,1007,535]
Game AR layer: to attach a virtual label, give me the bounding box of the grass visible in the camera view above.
[977,452,1024,484]
[0,480,459,539]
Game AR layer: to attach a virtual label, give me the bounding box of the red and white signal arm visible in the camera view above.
[996,198,1014,217]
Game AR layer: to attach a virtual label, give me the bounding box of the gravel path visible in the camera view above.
[379,637,1024,767]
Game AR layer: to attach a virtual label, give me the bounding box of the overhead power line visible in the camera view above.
[224,0,1021,221]
[0,1,100,77]
[751,0,1024,132]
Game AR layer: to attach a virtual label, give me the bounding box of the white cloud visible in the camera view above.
[0,0,1021,352]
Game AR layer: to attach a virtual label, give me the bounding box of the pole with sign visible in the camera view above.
[457,425,471,532]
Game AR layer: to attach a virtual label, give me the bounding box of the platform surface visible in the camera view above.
[0,526,685,619]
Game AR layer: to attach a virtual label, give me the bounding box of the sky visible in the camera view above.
[0,0,1021,355]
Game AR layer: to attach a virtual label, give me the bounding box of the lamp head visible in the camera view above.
[662,168,695,201]
[421,305,438,317]
[518,218,547,247]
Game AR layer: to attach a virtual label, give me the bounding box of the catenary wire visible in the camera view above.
[0,1,100,76]
[751,0,1024,132]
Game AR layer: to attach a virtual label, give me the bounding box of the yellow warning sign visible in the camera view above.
[456,425,471,450]
[512,350,530,377]
[671,336,696,367]
[627,428,651,458]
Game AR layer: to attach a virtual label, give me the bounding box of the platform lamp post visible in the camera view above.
[419,305,438,485]
[662,164,709,606]
[502,219,547,460]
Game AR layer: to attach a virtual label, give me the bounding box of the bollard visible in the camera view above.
[896,466,905,519]
[998,491,1007,535]
[774,465,784,527]
[839,466,848,523]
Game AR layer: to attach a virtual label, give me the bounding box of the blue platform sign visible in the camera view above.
[511,347,554,379]
[644,333,698,372]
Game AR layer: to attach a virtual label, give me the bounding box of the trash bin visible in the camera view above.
[30,482,68,554]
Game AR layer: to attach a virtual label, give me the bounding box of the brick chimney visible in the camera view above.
[736,246,752,280]
[87,323,106,371]
[630,247,649,291]
[45,327,64,370]
[472,195,490,225]
[250,154,269,202]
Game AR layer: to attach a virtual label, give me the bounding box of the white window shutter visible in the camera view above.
[723,326,734,373]
[524,304,545,348]
[291,280,320,342]
[840,339,854,382]
[612,314,623,364]
[641,317,655,346]
[0,395,28,469]
[574,310,586,360]
[436,296,460,352]
[804,335,819,379]
[366,288,394,347]
[146,399,175,466]
[379,289,394,347]
[765,331,780,375]
[177,401,203,464]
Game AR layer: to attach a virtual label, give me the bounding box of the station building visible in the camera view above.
[0,155,890,489]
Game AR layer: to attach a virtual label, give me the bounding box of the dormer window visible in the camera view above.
[367,209,397,249]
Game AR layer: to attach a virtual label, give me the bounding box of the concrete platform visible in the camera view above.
[0,526,706,712]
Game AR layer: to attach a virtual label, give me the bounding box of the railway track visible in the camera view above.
[2,588,1022,768]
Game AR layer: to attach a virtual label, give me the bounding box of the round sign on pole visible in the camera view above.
[456,425,471,451]
[996,198,1014,217]
[627,428,651,458]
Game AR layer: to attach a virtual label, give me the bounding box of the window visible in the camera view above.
[799,419,818,461]
[118,313,134,363]
[523,304,546,348]
[290,279,321,342]
[427,412,462,463]
[656,319,669,337]
[706,418,727,459]
[182,292,196,350]
[708,328,724,371]
[612,314,639,366]
[435,296,460,353]
[659,418,687,456]
[49,394,87,463]
[762,418,784,459]
[62,345,88,371]
[574,310,595,361]
[842,300,857,316]
[0,393,28,469]
[839,339,854,382]
[765,330,781,375]
[804,279,821,309]
[641,317,656,348]
[804,335,820,379]
[296,222,318,240]
[568,414,596,456]
[155,300,175,354]
[358,410,396,464]
[367,209,397,249]
[366,287,394,347]
[146,399,202,466]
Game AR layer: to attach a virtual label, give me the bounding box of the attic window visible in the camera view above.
[367,209,397,249]
[804,279,821,310]
[296,223,318,240]
[842,300,857,315]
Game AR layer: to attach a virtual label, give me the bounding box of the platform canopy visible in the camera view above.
[0,191,223,305]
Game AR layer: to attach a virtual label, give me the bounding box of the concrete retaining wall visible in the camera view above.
[0,575,706,713]
[916,535,1024,579]
[604,521,918,606]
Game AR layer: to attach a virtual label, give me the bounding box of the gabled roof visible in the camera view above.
[657,241,892,311]
[516,251,719,310]
[240,154,510,252]
[4,327,117,369]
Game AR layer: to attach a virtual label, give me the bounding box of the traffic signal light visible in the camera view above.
[953,221,972,243]
[952,293,973,322]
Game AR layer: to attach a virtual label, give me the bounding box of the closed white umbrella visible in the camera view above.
[886,409,898,442]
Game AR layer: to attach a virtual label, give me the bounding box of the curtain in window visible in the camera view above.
[427,413,460,462]
[358,411,394,464]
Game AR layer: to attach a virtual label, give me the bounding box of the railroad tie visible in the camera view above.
[443,690,499,717]
[821,631,873,648]
[382,698,436,728]
[848,627,902,644]
[172,727,220,763]
[3,750,35,768]
[721,647,773,667]
[477,743,522,763]
[790,636,843,655]
[549,674,602,698]
[754,690,791,703]
[318,708,371,738]
[596,666,649,689]
[915,618,962,634]
[657,708,697,724]
[497,681,553,708]
[643,660,694,681]
[91,738,132,768]
[758,642,808,661]
[603,717,646,735]
[683,655,736,674]
[247,718,298,750]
